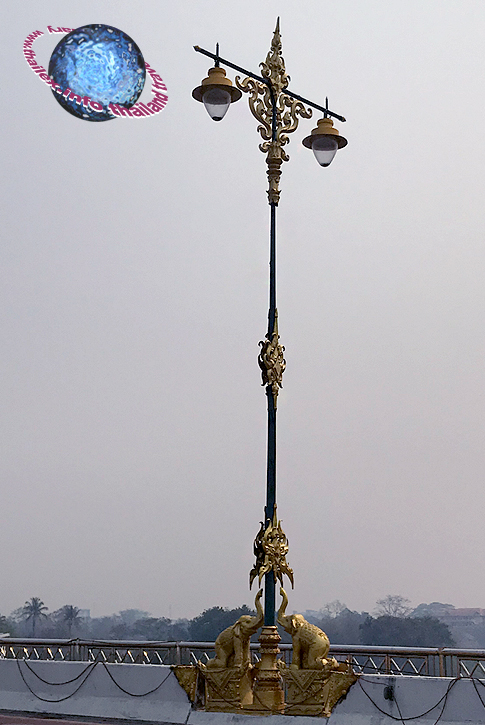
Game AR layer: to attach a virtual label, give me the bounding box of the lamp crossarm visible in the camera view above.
[193,45,346,123]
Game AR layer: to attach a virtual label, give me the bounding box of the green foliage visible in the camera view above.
[320,600,347,618]
[131,617,178,640]
[411,602,455,618]
[312,609,368,645]
[374,595,412,617]
[21,598,48,637]
[108,615,190,641]
[119,609,151,626]
[188,605,255,642]
[0,614,16,636]
[57,605,82,637]
[360,615,454,647]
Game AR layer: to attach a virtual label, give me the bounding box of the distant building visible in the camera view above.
[440,608,485,628]
[412,603,485,648]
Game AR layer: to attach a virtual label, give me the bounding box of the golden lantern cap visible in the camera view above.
[192,67,242,103]
[302,117,347,149]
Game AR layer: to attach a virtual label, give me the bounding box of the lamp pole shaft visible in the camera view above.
[264,201,277,626]
[268,202,276,338]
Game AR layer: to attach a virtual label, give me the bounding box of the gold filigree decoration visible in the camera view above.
[235,19,312,205]
[251,507,294,588]
[280,667,358,717]
[258,311,286,408]
[249,521,265,589]
[201,664,254,711]
[173,666,200,705]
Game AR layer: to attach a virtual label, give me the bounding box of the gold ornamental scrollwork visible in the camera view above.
[280,667,358,717]
[249,521,265,590]
[258,311,286,408]
[250,507,294,589]
[235,19,312,205]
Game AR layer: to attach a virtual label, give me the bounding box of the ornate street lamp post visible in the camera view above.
[192,20,347,712]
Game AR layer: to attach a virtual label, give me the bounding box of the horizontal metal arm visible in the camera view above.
[194,45,346,123]
[194,45,267,85]
[283,88,346,122]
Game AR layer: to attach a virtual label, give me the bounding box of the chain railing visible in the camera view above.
[1,639,485,678]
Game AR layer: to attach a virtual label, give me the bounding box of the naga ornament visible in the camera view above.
[250,507,294,589]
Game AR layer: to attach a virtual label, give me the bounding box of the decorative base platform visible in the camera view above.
[173,660,357,717]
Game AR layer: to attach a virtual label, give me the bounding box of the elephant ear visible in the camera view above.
[233,622,242,639]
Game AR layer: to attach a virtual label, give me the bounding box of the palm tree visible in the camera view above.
[61,605,81,637]
[22,597,48,637]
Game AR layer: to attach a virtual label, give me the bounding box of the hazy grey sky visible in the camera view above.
[2,0,485,620]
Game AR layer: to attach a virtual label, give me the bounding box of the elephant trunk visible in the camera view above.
[253,589,264,630]
[277,587,289,628]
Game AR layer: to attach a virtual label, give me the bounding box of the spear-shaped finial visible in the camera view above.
[263,16,286,93]
[270,17,282,51]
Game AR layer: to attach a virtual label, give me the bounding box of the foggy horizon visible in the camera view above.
[0,593,465,623]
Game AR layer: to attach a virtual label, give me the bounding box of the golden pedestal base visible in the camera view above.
[173,637,357,717]
[250,625,285,714]
[173,626,285,715]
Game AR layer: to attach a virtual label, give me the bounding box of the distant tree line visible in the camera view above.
[0,594,455,648]
[301,595,453,648]
[0,599,258,643]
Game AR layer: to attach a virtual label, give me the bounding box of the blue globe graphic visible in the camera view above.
[48,24,146,121]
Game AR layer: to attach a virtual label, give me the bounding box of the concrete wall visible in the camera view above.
[0,660,191,722]
[0,660,483,724]
[329,673,484,724]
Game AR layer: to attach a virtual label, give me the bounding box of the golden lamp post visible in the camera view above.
[187,20,352,715]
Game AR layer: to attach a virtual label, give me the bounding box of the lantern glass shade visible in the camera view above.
[202,87,232,121]
[311,135,339,167]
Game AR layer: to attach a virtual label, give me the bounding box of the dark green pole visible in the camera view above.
[264,201,277,626]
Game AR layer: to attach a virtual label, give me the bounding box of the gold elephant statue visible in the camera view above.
[206,589,264,670]
[278,587,336,671]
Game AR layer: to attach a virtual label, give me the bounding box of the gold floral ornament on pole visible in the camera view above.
[235,19,312,206]
[258,310,286,408]
[250,506,294,590]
